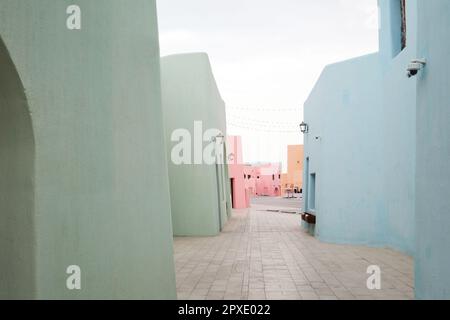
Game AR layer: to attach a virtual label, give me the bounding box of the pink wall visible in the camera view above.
[227,136,250,209]
[243,166,258,199]
[227,136,283,210]
[253,163,281,197]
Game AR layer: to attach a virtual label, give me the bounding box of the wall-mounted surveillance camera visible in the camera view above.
[407,58,427,78]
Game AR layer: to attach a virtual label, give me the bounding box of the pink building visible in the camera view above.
[253,163,282,197]
[243,166,257,197]
[227,136,283,209]
[227,136,250,209]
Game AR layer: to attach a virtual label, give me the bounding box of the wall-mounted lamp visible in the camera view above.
[300,122,309,134]
[212,133,225,144]
[407,58,427,78]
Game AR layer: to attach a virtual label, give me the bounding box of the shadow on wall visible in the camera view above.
[0,36,36,299]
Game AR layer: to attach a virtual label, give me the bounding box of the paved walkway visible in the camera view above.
[251,195,303,210]
[174,206,414,300]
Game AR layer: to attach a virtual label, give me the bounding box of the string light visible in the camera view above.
[226,105,302,133]
[227,122,299,133]
[227,115,299,127]
[226,105,301,112]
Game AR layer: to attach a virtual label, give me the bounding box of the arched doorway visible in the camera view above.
[0,36,36,299]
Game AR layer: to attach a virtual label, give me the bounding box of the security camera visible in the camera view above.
[407,59,426,78]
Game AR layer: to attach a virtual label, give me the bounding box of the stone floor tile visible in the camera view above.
[174,206,414,301]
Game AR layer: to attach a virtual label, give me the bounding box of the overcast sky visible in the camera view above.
[157,0,379,171]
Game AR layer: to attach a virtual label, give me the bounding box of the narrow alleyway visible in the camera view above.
[174,203,414,300]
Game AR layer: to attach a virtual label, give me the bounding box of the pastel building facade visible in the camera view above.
[254,163,282,197]
[281,145,304,195]
[227,136,251,209]
[415,0,450,299]
[226,136,283,208]
[303,0,450,299]
[243,166,258,197]
[0,0,176,299]
[161,53,232,236]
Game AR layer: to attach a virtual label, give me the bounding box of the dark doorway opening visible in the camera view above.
[230,178,235,208]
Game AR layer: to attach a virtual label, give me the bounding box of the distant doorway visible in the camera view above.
[304,157,310,211]
[215,142,228,231]
[230,178,235,208]
[309,173,316,211]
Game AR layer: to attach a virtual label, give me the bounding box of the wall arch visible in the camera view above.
[0,36,36,299]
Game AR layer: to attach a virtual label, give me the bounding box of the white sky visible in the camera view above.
[157,0,379,172]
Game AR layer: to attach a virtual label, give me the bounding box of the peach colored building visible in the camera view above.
[281,145,304,195]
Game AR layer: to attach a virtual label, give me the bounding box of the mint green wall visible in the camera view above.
[0,36,36,299]
[161,53,231,236]
[0,0,176,299]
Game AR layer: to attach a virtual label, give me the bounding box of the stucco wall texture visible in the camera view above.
[227,136,250,209]
[0,0,176,299]
[415,0,450,300]
[304,0,450,299]
[281,145,304,195]
[303,0,418,255]
[304,53,387,247]
[161,53,231,237]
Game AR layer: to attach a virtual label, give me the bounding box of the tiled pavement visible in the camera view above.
[173,205,414,300]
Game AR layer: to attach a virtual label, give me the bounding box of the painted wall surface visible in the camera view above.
[227,136,250,209]
[161,53,231,236]
[303,0,417,255]
[415,0,450,299]
[379,0,417,255]
[303,54,385,245]
[281,145,304,195]
[0,36,35,299]
[244,166,257,197]
[0,0,176,299]
[255,164,281,197]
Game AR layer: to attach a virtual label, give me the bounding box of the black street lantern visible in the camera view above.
[300,122,309,134]
[212,133,225,144]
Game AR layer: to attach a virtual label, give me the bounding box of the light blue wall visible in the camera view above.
[303,0,417,255]
[380,0,417,255]
[415,0,450,300]
[305,0,450,298]
[304,54,386,247]
[380,55,416,254]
